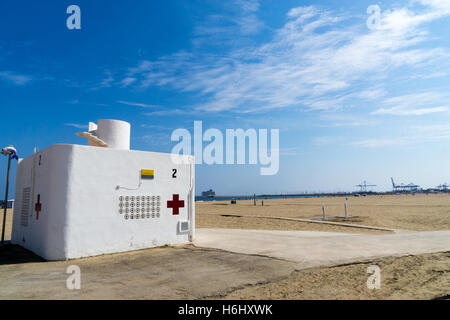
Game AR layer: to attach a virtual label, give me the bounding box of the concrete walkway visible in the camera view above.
[0,245,296,299]
[194,229,450,269]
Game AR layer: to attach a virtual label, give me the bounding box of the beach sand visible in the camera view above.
[196,194,450,232]
[220,251,450,300]
[197,194,449,299]
[0,209,13,241]
[3,194,449,238]
[1,195,448,300]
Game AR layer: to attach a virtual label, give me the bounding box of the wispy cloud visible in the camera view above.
[416,0,450,12]
[95,70,114,89]
[320,114,377,128]
[140,124,169,130]
[372,106,448,116]
[66,123,88,130]
[116,100,160,108]
[313,119,450,149]
[279,146,306,156]
[0,71,32,85]
[343,123,450,148]
[349,138,412,148]
[120,77,136,87]
[372,92,450,116]
[115,2,450,114]
[141,132,172,145]
[312,136,344,146]
[143,109,194,116]
[193,0,263,45]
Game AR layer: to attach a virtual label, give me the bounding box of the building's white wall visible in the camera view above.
[11,145,73,260]
[12,144,195,261]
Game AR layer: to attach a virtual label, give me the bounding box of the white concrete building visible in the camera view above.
[11,120,195,260]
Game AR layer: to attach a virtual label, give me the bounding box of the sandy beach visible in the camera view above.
[1,195,448,299]
[3,194,448,239]
[0,209,12,241]
[221,251,450,300]
[196,194,450,232]
[195,194,449,299]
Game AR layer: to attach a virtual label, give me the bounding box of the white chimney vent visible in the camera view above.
[76,119,131,150]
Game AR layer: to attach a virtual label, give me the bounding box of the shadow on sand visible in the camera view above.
[0,244,45,266]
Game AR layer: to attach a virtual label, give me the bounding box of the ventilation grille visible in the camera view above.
[179,221,190,233]
[20,187,31,227]
[118,195,161,221]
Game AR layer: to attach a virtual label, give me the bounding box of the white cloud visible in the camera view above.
[320,113,377,127]
[382,92,448,108]
[372,92,450,116]
[314,121,450,148]
[279,146,306,156]
[115,2,450,114]
[95,70,114,89]
[193,0,263,41]
[357,88,387,100]
[347,123,450,148]
[312,136,343,146]
[412,124,450,132]
[416,0,450,12]
[116,100,159,108]
[141,132,171,145]
[120,77,136,87]
[372,106,448,116]
[0,71,32,85]
[349,138,412,148]
[66,123,88,130]
[143,109,193,116]
[411,124,450,140]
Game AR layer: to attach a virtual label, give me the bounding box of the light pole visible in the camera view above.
[1,154,11,244]
[1,145,18,245]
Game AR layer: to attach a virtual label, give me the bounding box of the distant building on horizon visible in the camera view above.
[201,189,216,197]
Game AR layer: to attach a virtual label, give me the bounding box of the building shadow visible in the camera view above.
[0,244,45,266]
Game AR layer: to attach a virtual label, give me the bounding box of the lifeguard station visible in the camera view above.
[11,119,195,260]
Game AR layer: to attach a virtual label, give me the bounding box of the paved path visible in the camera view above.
[0,245,295,299]
[194,229,450,269]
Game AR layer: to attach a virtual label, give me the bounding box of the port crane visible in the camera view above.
[355,181,377,192]
[391,177,420,192]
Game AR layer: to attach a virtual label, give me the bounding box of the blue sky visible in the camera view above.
[1,0,450,195]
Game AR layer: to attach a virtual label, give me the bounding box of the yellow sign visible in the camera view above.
[141,169,154,179]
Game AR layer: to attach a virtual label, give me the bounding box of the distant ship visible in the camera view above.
[201,189,216,198]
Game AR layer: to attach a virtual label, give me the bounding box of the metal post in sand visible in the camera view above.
[344,202,348,219]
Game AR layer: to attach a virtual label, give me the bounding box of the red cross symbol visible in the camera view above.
[167,194,184,215]
[35,194,42,220]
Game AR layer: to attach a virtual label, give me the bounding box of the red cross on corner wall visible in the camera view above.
[167,194,184,215]
[35,194,42,220]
